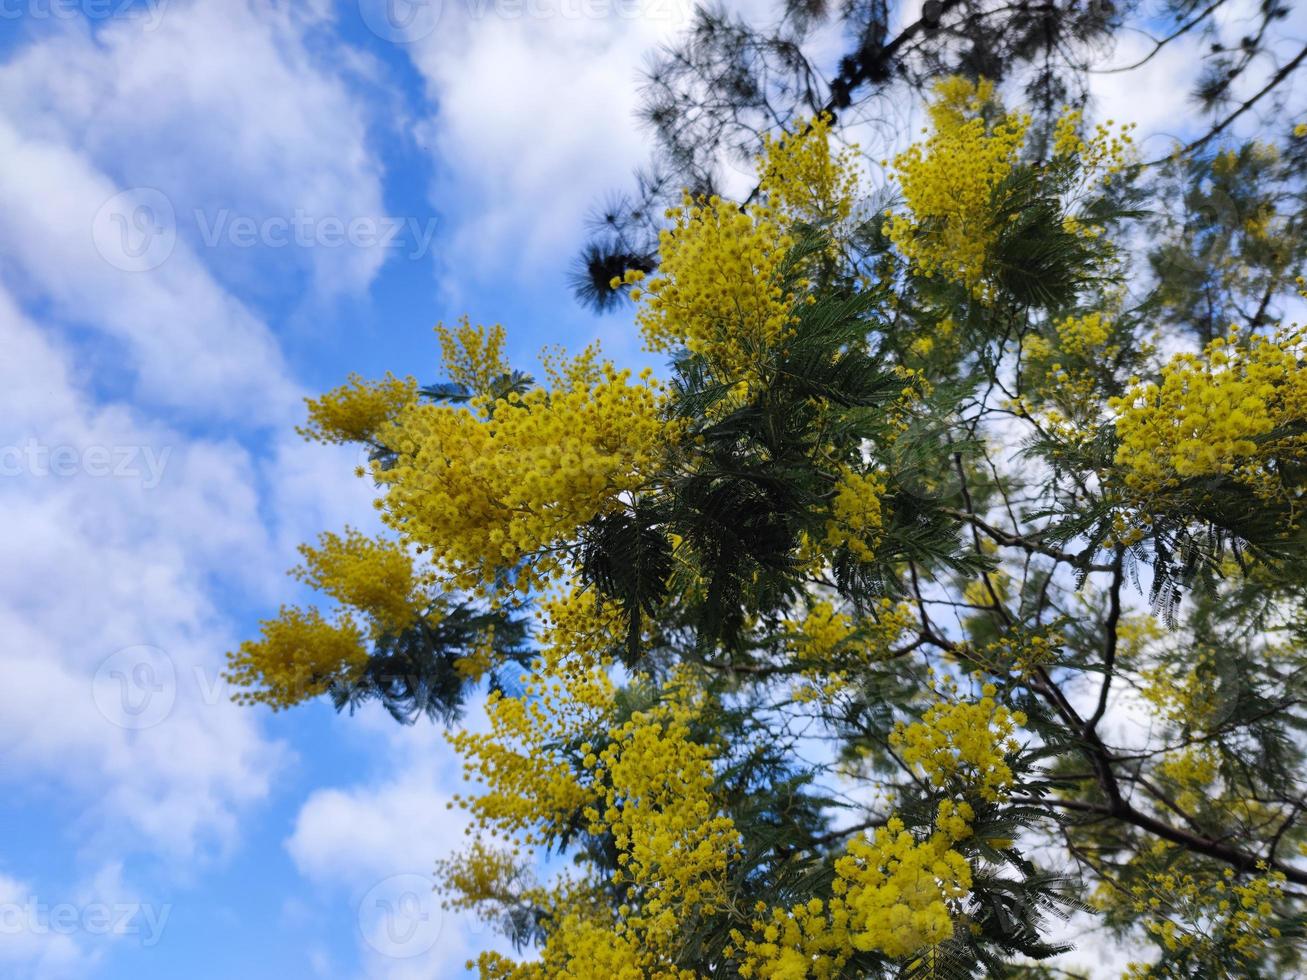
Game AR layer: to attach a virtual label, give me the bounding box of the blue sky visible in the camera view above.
[0,2,710,976]
[0,1,1301,977]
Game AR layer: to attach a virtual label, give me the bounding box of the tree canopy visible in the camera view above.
[229,78,1307,977]
[572,0,1306,315]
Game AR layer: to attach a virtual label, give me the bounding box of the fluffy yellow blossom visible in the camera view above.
[1019,311,1120,424]
[476,911,696,980]
[635,191,796,382]
[450,670,739,979]
[453,625,498,682]
[888,76,1030,297]
[784,598,913,700]
[890,688,1024,801]
[1116,846,1288,975]
[1054,311,1113,357]
[634,113,866,385]
[736,894,852,979]
[376,353,673,594]
[223,605,367,709]
[934,799,976,841]
[785,599,858,661]
[435,318,510,395]
[534,586,626,671]
[1138,657,1220,728]
[736,689,1008,978]
[1051,108,1136,178]
[1155,749,1219,813]
[838,819,973,957]
[293,527,426,635]
[1109,327,1307,508]
[758,114,862,226]
[596,681,741,945]
[435,841,536,924]
[298,372,417,445]
[448,659,614,847]
[824,467,887,561]
[738,816,973,976]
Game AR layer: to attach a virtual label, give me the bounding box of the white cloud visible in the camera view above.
[0,6,422,977]
[0,0,392,310]
[0,872,100,980]
[0,862,174,980]
[396,2,697,291]
[0,289,289,859]
[0,113,301,421]
[286,707,508,979]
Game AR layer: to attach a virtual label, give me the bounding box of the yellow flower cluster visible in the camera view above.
[630,191,796,382]
[1155,749,1219,813]
[735,812,974,977]
[1119,846,1288,975]
[594,684,741,946]
[450,670,740,979]
[1051,109,1136,178]
[1110,327,1307,507]
[934,798,977,842]
[535,586,627,672]
[784,598,913,701]
[1138,657,1218,728]
[435,840,534,924]
[477,911,695,980]
[1052,311,1113,357]
[448,659,614,847]
[627,111,875,383]
[376,355,673,594]
[784,599,856,661]
[435,318,510,395]
[297,372,417,445]
[735,689,1019,977]
[223,606,367,709]
[824,467,887,562]
[453,625,498,682]
[890,687,1024,801]
[888,76,1029,297]
[293,527,427,635]
[758,114,861,226]
[1021,311,1119,424]
[837,818,974,957]
[970,627,1064,680]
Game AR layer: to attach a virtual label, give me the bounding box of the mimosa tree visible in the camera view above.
[229,85,1307,977]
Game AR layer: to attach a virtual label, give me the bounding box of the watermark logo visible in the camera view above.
[93,646,176,730]
[358,0,686,38]
[358,873,442,958]
[0,0,169,30]
[93,187,176,273]
[0,898,171,947]
[0,440,172,489]
[92,188,440,269]
[192,208,439,259]
[358,0,442,42]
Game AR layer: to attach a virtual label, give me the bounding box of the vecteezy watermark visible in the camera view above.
[192,209,439,259]
[358,874,442,958]
[458,0,686,19]
[358,0,442,41]
[93,646,176,730]
[92,188,440,272]
[357,0,687,41]
[92,187,177,273]
[0,0,169,29]
[0,898,171,947]
[0,440,172,489]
